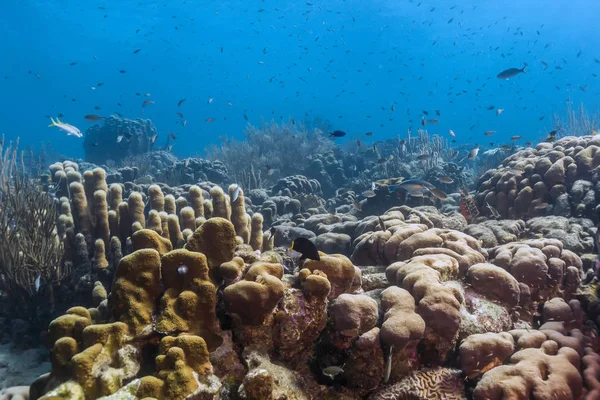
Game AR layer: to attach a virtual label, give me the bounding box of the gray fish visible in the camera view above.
[177,265,188,275]
[388,179,447,200]
[497,64,527,80]
[384,345,394,383]
[231,185,241,203]
[34,274,41,292]
[378,216,386,232]
[322,364,345,380]
[362,190,376,198]
[486,203,501,219]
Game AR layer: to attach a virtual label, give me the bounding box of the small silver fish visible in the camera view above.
[486,203,501,219]
[384,345,394,383]
[34,274,41,292]
[178,265,188,275]
[322,364,345,380]
[116,135,124,143]
[468,147,480,160]
[371,182,376,191]
[378,216,386,232]
[362,190,376,198]
[231,185,241,203]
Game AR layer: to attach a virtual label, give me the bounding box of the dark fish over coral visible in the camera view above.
[84,114,103,122]
[288,237,320,261]
[329,130,346,137]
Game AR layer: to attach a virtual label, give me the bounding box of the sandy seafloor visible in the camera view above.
[0,343,50,394]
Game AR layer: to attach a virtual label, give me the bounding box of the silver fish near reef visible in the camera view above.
[34,274,41,292]
[231,184,241,203]
[384,345,394,383]
[177,265,188,275]
[497,64,527,80]
[322,364,345,380]
[486,202,501,219]
[388,179,448,200]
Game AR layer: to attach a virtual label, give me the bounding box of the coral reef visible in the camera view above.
[475,134,600,222]
[82,116,158,164]
[7,129,600,400]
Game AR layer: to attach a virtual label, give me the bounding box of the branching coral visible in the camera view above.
[0,137,67,326]
[206,120,335,189]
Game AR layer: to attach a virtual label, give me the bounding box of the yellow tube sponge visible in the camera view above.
[148,184,165,212]
[164,194,176,215]
[110,249,162,335]
[175,196,188,215]
[92,239,109,270]
[93,190,110,245]
[203,199,213,218]
[128,192,146,228]
[167,214,184,249]
[155,249,223,351]
[69,182,91,235]
[195,217,206,229]
[188,185,204,218]
[249,213,264,251]
[180,206,196,231]
[109,184,123,212]
[108,210,118,240]
[91,167,108,193]
[185,217,237,271]
[230,185,250,243]
[159,211,170,240]
[147,210,162,235]
[117,202,131,242]
[132,221,143,233]
[59,197,71,217]
[210,186,231,220]
[131,229,173,256]
[83,170,94,206]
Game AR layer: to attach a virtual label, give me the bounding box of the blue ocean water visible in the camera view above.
[0,0,598,159]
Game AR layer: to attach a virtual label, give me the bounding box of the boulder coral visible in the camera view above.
[352,222,487,275]
[302,253,356,299]
[476,134,600,221]
[472,340,582,399]
[386,254,463,363]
